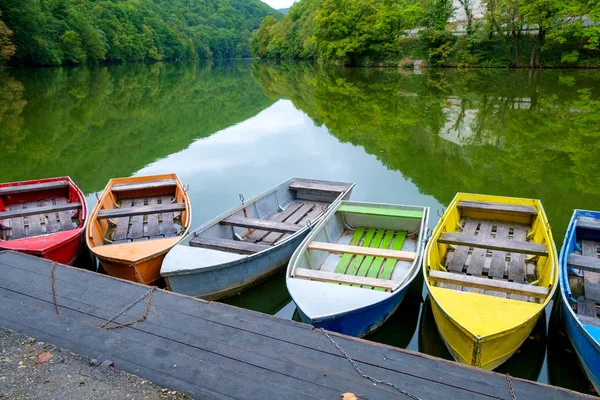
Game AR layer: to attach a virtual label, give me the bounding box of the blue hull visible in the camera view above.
[297,284,409,337]
[559,209,600,393]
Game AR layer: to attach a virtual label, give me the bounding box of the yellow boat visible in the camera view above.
[423,193,557,370]
[87,174,191,285]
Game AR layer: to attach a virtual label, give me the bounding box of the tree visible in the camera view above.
[61,30,87,63]
[485,0,523,66]
[520,0,567,67]
[0,11,16,64]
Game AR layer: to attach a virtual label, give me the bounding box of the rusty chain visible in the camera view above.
[50,262,59,315]
[506,373,517,400]
[100,286,156,330]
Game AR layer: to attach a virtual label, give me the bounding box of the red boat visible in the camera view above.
[0,177,87,265]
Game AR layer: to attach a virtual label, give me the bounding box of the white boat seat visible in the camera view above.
[294,268,398,291]
[308,242,416,261]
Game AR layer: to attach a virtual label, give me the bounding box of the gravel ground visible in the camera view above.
[0,328,190,400]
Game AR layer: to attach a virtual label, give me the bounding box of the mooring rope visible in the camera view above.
[50,262,59,315]
[318,328,422,400]
[100,287,156,330]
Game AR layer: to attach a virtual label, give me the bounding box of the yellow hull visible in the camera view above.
[423,193,557,369]
[86,174,191,285]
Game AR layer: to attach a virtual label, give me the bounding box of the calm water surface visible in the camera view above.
[1,60,599,394]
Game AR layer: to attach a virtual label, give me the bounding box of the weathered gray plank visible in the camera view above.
[276,203,328,244]
[189,237,270,254]
[129,199,145,240]
[221,215,300,234]
[583,240,600,302]
[112,199,133,242]
[579,315,600,328]
[466,221,493,277]
[6,203,25,240]
[485,223,510,297]
[288,181,350,196]
[439,232,547,257]
[160,196,175,236]
[245,202,303,243]
[577,296,598,318]
[111,179,177,193]
[42,200,60,234]
[0,201,81,220]
[445,220,479,273]
[0,181,69,196]
[26,203,44,237]
[98,203,185,219]
[508,226,528,283]
[55,198,75,232]
[146,197,160,237]
[261,202,314,244]
[458,200,537,216]
[568,254,600,273]
[577,216,600,231]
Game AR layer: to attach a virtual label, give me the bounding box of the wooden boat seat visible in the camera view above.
[105,196,183,243]
[294,268,398,291]
[220,215,300,234]
[578,296,599,317]
[111,179,178,193]
[0,198,79,240]
[337,204,423,219]
[289,181,349,196]
[577,217,600,231]
[458,200,537,216]
[581,240,600,304]
[98,203,185,219]
[189,236,270,255]
[568,254,600,273]
[439,232,548,257]
[429,270,549,299]
[309,242,415,261]
[0,181,69,196]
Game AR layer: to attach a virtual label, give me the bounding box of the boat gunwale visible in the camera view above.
[161,177,355,277]
[423,192,559,341]
[0,176,88,252]
[286,200,429,320]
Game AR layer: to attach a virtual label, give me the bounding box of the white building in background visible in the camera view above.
[452,0,486,23]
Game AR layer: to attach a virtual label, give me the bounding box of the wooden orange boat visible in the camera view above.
[86,174,191,285]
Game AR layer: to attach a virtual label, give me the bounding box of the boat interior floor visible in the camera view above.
[106,195,182,244]
[569,238,600,325]
[440,218,543,303]
[0,197,80,241]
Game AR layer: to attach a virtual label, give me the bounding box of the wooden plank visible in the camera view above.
[0,202,81,220]
[466,221,493,276]
[583,240,600,302]
[245,202,304,243]
[334,227,365,274]
[160,196,176,236]
[5,203,25,240]
[577,296,598,318]
[129,199,145,240]
[55,198,75,232]
[0,252,585,400]
[439,232,547,257]
[577,216,600,231]
[288,181,349,195]
[378,231,407,281]
[275,203,329,244]
[446,219,479,273]
[112,199,133,242]
[42,200,60,234]
[357,230,385,277]
[98,203,185,219]
[345,228,376,275]
[25,202,43,237]
[337,205,423,219]
[579,315,600,328]
[0,181,69,196]
[111,179,177,193]
[221,215,300,234]
[260,203,314,244]
[428,270,549,299]
[568,254,600,273]
[308,242,416,261]
[367,230,395,280]
[485,223,510,297]
[189,237,270,255]
[294,268,397,290]
[146,197,160,238]
[508,226,528,284]
[458,200,537,216]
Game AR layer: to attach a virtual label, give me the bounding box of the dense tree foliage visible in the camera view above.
[0,11,16,63]
[0,0,280,66]
[252,0,600,67]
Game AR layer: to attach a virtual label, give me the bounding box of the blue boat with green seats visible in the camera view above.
[559,209,600,393]
[287,200,429,337]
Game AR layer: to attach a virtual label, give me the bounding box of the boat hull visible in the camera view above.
[165,231,308,300]
[296,283,410,337]
[98,251,168,285]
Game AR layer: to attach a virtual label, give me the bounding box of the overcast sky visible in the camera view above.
[262,0,295,9]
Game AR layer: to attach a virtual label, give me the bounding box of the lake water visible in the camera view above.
[1,60,599,394]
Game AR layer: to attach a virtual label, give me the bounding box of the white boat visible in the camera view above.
[287,200,429,337]
[161,178,354,300]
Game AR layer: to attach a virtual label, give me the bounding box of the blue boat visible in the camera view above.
[559,209,600,393]
[161,177,354,300]
[287,201,429,337]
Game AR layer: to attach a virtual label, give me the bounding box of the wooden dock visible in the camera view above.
[0,250,591,399]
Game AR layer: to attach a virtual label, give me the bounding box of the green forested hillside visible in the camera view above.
[251,0,600,68]
[0,0,280,66]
